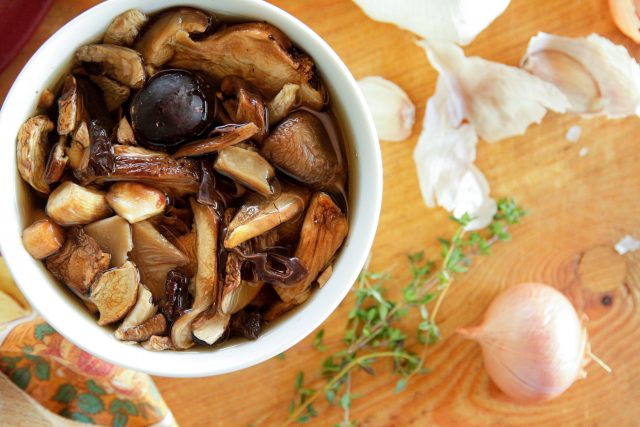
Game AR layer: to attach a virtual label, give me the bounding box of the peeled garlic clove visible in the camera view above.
[422,40,570,142]
[521,33,640,118]
[357,76,415,142]
[352,0,511,45]
[609,0,640,43]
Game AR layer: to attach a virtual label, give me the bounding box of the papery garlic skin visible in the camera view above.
[421,40,570,142]
[458,283,589,402]
[414,78,495,230]
[522,33,640,118]
[358,76,416,141]
[609,0,640,43]
[352,0,511,45]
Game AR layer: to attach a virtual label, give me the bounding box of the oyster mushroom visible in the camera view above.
[172,123,259,158]
[169,22,327,110]
[141,335,175,351]
[171,199,219,349]
[173,232,198,277]
[219,76,268,140]
[44,136,69,185]
[106,182,167,223]
[221,280,264,315]
[90,75,130,112]
[214,146,276,196]
[116,313,167,342]
[135,7,211,67]
[76,44,146,89]
[90,261,139,325]
[116,117,136,145]
[192,309,230,345]
[22,219,66,259]
[46,181,111,226]
[274,192,348,304]
[84,215,133,267]
[103,9,148,46]
[130,221,188,300]
[16,115,54,194]
[268,83,300,126]
[224,185,310,248]
[261,111,344,190]
[45,226,110,296]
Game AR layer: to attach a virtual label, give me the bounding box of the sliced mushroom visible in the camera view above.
[57,75,83,136]
[219,76,268,141]
[76,44,146,89]
[192,309,230,345]
[73,122,91,148]
[268,83,300,126]
[173,232,197,277]
[103,9,148,46]
[316,265,333,288]
[46,181,111,226]
[22,219,66,259]
[274,193,348,304]
[90,261,139,325]
[44,136,69,185]
[67,140,89,170]
[115,313,166,342]
[38,89,55,110]
[116,117,136,145]
[116,284,156,334]
[170,22,327,110]
[17,115,54,194]
[90,75,130,112]
[264,297,300,322]
[141,335,175,351]
[57,75,109,137]
[221,281,264,315]
[171,199,219,349]
[77,145,201,195]
[130,221,188,300]
[84,215,133,267]
[224,185,310,248]
[172,123,259,158]
[135,7,210,67]
[106,182,167,223]
[214,146,276,196]
[45,226,111,296]
[261,111,343,190]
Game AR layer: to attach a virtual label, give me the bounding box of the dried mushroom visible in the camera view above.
[171,199,219,349]
[76,44,146,89]
[160,269,192,323]
[130,221,188,300]
[117,284,156,334]
[135,8,211,67]
[142,335,175,351]
[172,123,259,158]
[17,115,54,194]
[38,89,55,110]
[84,215,133,267]
[106,182,167,223]
[268,83,300,126]
[221,280,264,315]
[22,219,66,259]
[116,117,136,145]
[44,136,69,185]
[90,75,130,112]
[103,9,148,46]
[214,146,276,196]
[261,111,344,190]
[219,76,268,140]
[45,226,110,296]
[224,186,309,248]
[274,193,348,304]
[46,181,111,226]
[116,313,167,341]
[170,22,327,110]
[57,75,83,136]
[192,309,230,345]
[90,261,139,325]
[229,310,263,340]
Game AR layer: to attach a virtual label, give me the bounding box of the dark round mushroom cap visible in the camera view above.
[130,69,215,149]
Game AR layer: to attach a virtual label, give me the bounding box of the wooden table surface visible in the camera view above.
[2,0,640,426]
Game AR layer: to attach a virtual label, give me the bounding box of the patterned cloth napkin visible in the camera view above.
[0,258,177,427]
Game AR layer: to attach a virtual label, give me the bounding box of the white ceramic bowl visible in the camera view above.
[0,0,381,377]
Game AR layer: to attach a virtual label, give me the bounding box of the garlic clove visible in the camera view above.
[357,76,415,142]
[352,0,511,46]
[609,0,640,43]
[422,40,570,143]
[521,33,640,118]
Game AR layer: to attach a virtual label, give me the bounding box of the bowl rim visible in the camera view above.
[0,0,382,377]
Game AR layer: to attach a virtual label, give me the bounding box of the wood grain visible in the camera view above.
[2,0,640,426]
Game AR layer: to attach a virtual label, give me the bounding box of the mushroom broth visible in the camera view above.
[16,7,349,351]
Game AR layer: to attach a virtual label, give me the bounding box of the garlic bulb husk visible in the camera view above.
[358,76,415,142]
[521,33,640,118]
[458,283,590,402]
[352,0,511,45]
[421,40,570,142]
[608,0,640,43]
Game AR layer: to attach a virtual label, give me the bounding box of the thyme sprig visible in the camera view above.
[283,198,526,426]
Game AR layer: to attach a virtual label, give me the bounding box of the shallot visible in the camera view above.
[458,282,609,402]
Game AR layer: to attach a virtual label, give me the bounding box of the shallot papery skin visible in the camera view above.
[458,283,589,402]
